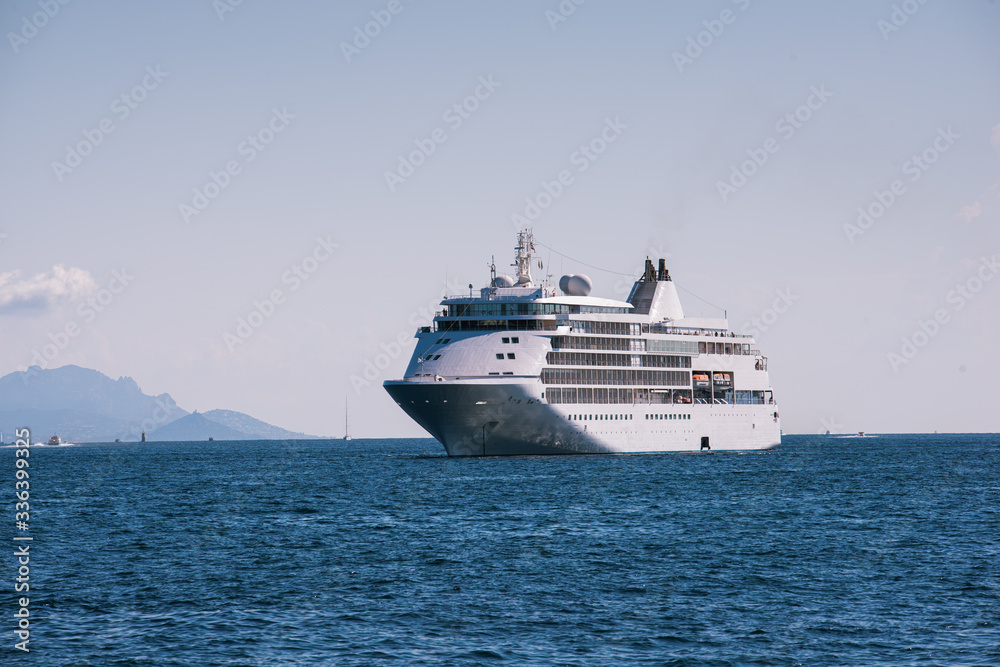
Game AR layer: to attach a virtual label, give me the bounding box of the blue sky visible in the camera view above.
[1,0,998,436]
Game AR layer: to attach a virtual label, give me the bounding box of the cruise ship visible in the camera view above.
[384,231,780,456]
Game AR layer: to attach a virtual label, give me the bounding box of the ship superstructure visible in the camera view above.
[384,230,780,456]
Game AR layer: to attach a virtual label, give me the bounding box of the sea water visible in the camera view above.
[7,433,998,665]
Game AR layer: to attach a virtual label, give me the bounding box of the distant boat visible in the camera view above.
[343,399,352,441]
[858,431,865,437]
[48,434,62,446]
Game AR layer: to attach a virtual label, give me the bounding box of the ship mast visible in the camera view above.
[513,229,535,286]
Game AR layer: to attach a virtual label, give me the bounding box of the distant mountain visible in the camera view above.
[202,409,315,440]
[0,365,185,422]
[147,410,315,441]
[0,365,187,442]
[0,365,318,443]
[146,412,249,441]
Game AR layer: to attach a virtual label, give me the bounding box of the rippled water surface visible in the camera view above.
[8,434,1000,665]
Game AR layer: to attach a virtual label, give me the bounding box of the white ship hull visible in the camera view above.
[384,380,780,456]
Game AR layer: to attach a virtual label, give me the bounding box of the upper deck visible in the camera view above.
[390,231,775,417]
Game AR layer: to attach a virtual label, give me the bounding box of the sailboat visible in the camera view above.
[343,399,352,441]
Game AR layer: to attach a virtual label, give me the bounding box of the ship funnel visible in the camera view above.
[627,258,684,320]
[644,259,655,281]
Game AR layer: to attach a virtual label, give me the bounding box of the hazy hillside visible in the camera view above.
[146,412,249,441]
[0,365,187,442]
[203,409,316,439]
[0,365,186,422]
[0,365,318,442]
[148,411,318,441]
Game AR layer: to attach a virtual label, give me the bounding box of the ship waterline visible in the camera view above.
[384,230,780,456]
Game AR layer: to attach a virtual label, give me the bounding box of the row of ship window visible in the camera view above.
[564,413,691,421]
[447,303,571,316]
[541,369,690,386]
[700,341,752,355]
[432,320,689,334]
[550,336,701,355]
[568,414,633,421]
[551,335,636,352]
[568,321,642,335]
[444,304,628,317]
[545,386,773,405]
[546,352,690,368]
[546,387,693,404]
[434,319,557,332]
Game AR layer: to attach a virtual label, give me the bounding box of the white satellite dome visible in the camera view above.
[560,273,592,296]
[492,274,515,288]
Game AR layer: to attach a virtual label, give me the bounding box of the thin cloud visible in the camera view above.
[0,265,97,314]
[955,201,982,224]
